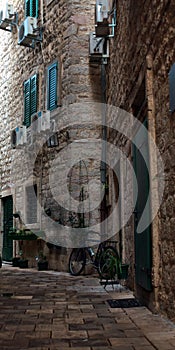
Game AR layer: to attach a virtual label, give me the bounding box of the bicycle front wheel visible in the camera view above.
[69,248,86,276]
[98,246,121,280]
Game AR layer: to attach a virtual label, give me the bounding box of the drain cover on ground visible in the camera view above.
[107,298,143,308]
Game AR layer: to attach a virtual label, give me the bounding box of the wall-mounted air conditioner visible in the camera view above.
[0,0,14,29]
[31,111,50,133]
[18,16,37,46]
[31,111,51,133]
[20,126,27,145]
[89,32,109,63]
[95,0,115,37]
[11,126,27,148]
[17,126,27,145]
[95,0,110,23]
[31,112,40,134]
[90,32,105,55]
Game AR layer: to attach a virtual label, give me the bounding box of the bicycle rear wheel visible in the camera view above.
[98,246,121,280]
[69,248,86,276]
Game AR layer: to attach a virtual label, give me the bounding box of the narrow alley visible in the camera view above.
[0,265,175,350]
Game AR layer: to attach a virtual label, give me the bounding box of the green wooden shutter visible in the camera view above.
[30,74,38,116]
[24,79,31,128]
[25,0,30,17]
[47,62,58,111]
[25,0,38,18]
[169,63,175,113]
[24,74,38,128]
[30,0,38,18]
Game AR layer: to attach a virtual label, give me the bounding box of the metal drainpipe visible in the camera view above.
[100,60,107,237]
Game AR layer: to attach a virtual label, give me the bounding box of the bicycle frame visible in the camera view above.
[86,240,118,268]
[69,240,119,277]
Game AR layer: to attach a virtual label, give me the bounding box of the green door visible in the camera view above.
[2,196,13,261]
[133,119,152,291]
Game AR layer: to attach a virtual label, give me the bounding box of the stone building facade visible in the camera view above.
[106,0,175,320]
[0,0,103,270]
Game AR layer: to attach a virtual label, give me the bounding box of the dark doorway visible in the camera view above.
[133,119,152,291]
[2,196,13,261]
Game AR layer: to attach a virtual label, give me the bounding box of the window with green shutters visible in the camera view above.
[25,0,38,18]
[47,62,58,111]
[169,63,175,113]
[24,74,38,128]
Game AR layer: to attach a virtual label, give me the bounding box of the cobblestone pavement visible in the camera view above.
[0,265,175,350]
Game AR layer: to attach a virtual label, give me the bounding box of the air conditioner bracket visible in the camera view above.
[19,26,44,48]
[0,12,18,32]
[95,8,116,38]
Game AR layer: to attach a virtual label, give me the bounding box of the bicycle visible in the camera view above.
[68,240,122,281]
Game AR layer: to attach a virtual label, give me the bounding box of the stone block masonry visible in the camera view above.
[106,0,175,320]
[0,0,102,269]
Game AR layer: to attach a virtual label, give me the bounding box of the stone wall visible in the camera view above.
[0,0,102,268]
[106,0,175,319]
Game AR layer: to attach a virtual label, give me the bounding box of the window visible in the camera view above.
[25,0,38,18]
[47,61,58,111]
[24,74,38,127]
[169,63,175,114]
[26,184,38,224]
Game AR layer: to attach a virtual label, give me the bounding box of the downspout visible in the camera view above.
[100,60,107,238]
[100,4,116,240]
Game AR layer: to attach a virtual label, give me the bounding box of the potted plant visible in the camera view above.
[8,228,37,240]
[99,247,129,286]
[36,251,48,271]
[12,256,21,267]
[18,250,28,269]
[99,248,122,282]
[120,263,129,280]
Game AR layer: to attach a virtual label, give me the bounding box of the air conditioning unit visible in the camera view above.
[17,126,27,145]
[96,0,113,23]
[95,0,114,37]
[44,111,51,131]
[18,17,37,46]
[31,111,51,134]
[0,0,14,29]
[90,32,105,56]
[96,0,108,22]
[37,111,51,132]
[11,126,27,148]
[89,32,109,63]
[31,112,40,134]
